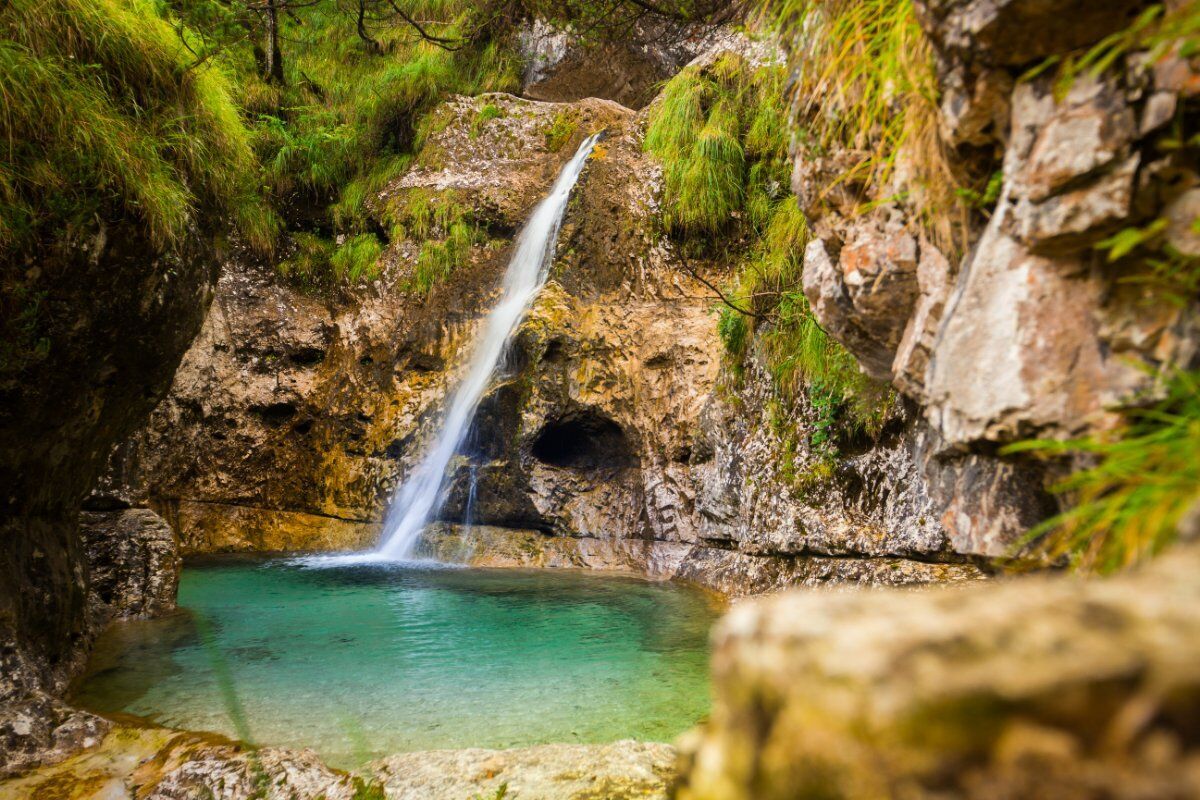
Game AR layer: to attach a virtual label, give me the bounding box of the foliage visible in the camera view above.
[645,53,785,236]
[1005,371,1200,574]
[331,235,385,283]
[386,189,480,294]
[276,232,336,288]
[1097,216,1200,306]
[0,0,275,258]
[721,201,893,438]
[351,778,388,800]
[762,0,969,253]
[543,109,581,153]
[648,49,890,440]
[165,0,524,286]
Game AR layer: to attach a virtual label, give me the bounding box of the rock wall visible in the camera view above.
[794,0,1200,557]
[0,213,217,700]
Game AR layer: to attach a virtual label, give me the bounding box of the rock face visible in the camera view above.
[103,65,983,593]
[79,508,179,623]
[518,17,729,109]
[0,211,219,700]
[791,0,1200,556]
[674,544,1200,800]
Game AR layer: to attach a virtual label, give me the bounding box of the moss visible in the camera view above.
[544,109,581,153]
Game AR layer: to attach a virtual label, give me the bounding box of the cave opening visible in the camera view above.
[530,410,636,471]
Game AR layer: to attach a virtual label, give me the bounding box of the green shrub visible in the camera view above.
[1006,370,1200,573]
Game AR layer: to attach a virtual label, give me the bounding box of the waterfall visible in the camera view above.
[369,132,599,561]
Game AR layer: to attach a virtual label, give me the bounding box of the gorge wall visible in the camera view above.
[99,38,986,596]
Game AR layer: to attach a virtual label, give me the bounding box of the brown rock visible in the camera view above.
[675,543,1200,800]
[79,508,179,621]
[914,0,1147,67]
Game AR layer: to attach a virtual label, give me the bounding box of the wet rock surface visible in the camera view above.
[373,740,675,800]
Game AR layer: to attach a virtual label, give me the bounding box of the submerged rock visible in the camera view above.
[371,740,674,800]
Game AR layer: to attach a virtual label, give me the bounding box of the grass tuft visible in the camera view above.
[762,0,968,254]
[1005,370,1200,573]
[0,0,273,257]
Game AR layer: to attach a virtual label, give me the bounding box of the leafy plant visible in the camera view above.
[1005,370,1200,573]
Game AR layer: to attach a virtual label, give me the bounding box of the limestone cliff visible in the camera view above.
[98,39,985,594]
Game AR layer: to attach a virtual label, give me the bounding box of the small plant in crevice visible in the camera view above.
[1004,369,1200,574]
[470,103,505,139]
[544,109,580,153]
[385,188,482,295]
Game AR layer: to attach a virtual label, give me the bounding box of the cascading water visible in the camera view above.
[367,133,599,561]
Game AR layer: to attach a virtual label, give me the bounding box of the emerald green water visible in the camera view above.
[71,558,718,767]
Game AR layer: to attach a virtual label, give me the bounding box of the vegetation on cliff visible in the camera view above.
[645,51,891,469]
[0,0,273,261]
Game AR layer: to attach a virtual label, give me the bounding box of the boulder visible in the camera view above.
[675,543,1200,800]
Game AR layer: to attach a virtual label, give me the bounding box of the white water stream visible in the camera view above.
[318,133,599,564]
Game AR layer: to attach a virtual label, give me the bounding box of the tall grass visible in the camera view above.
[0,0,275,257]
[647,50,890,438]
[1005,371,1200,573]
[763,0,968,254]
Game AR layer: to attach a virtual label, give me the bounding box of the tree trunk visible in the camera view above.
[264,0,285,84]
[356,0,382,53]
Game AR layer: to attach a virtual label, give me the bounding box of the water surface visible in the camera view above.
[72,557,717,767]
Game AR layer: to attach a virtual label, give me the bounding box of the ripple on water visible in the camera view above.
[71,556,718,769]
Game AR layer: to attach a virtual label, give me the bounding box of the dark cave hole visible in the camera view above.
[530,411,636,471]
[250,401,298,426]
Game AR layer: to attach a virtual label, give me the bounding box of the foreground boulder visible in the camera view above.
[674,544,1200,799]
